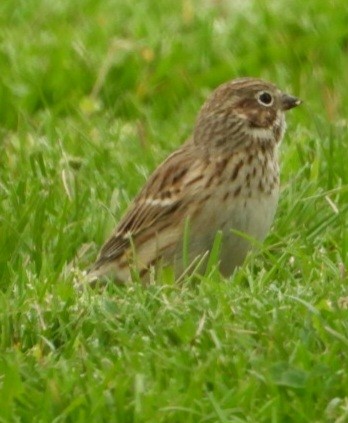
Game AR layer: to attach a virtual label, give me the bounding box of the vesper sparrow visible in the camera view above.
[87,77,301,283]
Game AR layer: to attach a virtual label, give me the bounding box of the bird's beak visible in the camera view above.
[281,94,302,111]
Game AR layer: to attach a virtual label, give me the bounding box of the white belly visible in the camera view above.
[219,190,279,275]
[172,150,280,277]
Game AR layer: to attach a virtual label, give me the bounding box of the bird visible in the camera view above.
[87,77,301,283]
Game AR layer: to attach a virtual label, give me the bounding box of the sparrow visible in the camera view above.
[87,77,301,283]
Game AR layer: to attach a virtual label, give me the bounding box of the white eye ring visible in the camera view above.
[257,91,274,107]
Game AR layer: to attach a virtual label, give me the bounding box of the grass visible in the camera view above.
[1,0,348,421]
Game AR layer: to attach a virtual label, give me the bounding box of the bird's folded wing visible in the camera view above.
[90,142,204,269]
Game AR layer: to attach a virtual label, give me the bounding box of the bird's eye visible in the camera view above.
[257,91,273,106]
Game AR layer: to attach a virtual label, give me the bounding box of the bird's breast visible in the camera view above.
[219,149,280,236]
[193,149,280,274]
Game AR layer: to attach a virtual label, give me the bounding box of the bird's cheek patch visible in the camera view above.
[248,109,277,128]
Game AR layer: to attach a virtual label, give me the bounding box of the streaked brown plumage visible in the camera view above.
[87,77,301,283]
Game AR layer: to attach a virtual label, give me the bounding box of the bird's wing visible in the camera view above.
[90,142,207,272]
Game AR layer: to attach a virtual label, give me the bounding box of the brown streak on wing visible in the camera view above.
[92,143,203,268]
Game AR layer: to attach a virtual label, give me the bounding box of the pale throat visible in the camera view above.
[245,110,286,145]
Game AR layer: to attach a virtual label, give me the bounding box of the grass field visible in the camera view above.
[1,0,348,421]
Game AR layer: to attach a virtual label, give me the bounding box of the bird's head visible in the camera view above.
[194,77,301,151]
